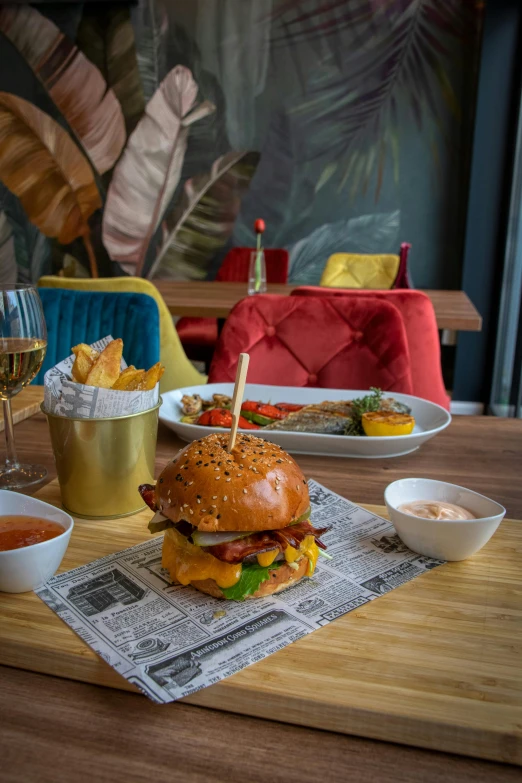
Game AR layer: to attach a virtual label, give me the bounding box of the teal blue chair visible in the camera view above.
[34,288,160,384]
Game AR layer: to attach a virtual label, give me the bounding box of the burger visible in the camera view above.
[138,432,329,601]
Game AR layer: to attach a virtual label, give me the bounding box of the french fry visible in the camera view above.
[112,366,135,383]
[70,338,164,392]
[113,362,164,391]
[138,362,165,390]
[85,338,123,389]
[117,370,146,391]
[72,343,99,362]
[71,348,97,384]
[112,367,145,391]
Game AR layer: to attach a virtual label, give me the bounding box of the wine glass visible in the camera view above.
[0,285,47,489]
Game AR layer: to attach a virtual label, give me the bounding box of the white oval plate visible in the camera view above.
[159,384,451,459]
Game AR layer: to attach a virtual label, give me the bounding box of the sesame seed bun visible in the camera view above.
[192,558,309,600]
[155,432,309,532]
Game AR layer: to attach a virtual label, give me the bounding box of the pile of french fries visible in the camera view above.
[71,339,164,391]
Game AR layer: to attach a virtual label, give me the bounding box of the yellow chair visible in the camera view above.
[37,277,206,392]
[320,253,400,290]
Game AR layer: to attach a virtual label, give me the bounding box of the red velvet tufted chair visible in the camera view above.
[290,287,449,409]
[208,294,413,393]
[176,248,289,364]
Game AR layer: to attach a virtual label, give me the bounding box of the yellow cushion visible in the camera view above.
[320,253,400,290]
[37,276,206,392]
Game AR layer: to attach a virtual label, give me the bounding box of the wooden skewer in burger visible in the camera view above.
[139,354,329,600]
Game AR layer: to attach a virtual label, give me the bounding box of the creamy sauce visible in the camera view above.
[398,501,475,521]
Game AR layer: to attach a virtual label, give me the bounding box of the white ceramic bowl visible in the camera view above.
[0,490,73,593]
[384,478,505,561]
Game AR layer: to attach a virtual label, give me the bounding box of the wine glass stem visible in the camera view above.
[3,398,19,468]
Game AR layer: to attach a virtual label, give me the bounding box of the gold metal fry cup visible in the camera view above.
[42,400,161,519]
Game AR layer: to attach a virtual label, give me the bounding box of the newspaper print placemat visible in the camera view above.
[36,481,443,703]
[43,335,158,419]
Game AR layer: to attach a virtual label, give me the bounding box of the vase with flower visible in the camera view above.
[248,219,267,295]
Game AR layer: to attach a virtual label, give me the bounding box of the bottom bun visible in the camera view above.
[192,557,309,600]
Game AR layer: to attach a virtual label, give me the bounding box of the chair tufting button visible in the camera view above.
[308,373,318,384]
[354,331,364,341]
[265,325,276,337]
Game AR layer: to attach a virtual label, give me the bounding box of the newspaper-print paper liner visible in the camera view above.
[36,480,444,704]
[43,335,159,419]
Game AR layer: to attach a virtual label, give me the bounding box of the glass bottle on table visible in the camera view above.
[0,285,47,489]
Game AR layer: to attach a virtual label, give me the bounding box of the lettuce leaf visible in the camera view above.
[221,561,283,601]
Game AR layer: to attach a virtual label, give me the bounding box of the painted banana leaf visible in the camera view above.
[195,0,272,151]
[131,0,169,103]
[38,4,84,40]
[283,0,481,197]
[0,211,17,285]
[232,110,315,249]
[0,187,51,284]
[0,92,101,276]
[59,253,91,279]
[103,65,215,275]
[269,0,375,45]
[76,4,145,136]
[270,0,478,44]
[168,22,230,179]
[0,5,126,175]
[148,150,260,280]
[288,211,401,285]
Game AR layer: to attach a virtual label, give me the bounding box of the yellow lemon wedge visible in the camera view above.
[361,411,415,437]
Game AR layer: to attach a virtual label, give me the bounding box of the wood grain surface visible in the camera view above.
[0,385,44,432]
[1,410,521,779]
[1,474,521,765]
[154,281,483,331]
[9,412,522,517]
[2,665,521,783]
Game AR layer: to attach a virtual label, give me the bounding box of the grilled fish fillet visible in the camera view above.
[263,398,411,435]
[380,398,411,415]
[264,401,354,434]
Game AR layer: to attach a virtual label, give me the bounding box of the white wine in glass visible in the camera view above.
[0,285,47,489]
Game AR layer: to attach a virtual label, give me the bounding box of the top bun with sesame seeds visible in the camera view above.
[153,432,310,532]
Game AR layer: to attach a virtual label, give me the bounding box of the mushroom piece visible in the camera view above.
[181,394,203,415]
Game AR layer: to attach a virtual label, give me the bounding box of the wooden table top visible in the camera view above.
[155,281,483,332]
[1,409,521,782]
[9,410,522,516]
[3,665,520,783]
[0,385,44,432]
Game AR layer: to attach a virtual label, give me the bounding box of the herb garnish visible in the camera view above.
[345,387,383,436]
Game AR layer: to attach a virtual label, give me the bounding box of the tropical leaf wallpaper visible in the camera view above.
[0,0,483,288]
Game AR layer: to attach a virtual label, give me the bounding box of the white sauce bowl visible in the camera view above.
[384,478,505,561]
[0,490,73,593]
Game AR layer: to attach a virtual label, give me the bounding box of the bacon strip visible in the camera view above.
[206,533,282,564]
[139,483,157,511]
[206,520,329,564]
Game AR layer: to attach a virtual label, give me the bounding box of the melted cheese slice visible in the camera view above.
[284,544,299,563]
[256,535,320,575]
[162,528,241,588]
[303,539,319,576]
[257,549,278,567]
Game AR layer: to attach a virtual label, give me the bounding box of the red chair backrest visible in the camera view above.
[290,287,448,408]
[216,247,289,283]
[209,294,413,393]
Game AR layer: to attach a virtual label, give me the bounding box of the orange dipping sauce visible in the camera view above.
[0,516,64,551]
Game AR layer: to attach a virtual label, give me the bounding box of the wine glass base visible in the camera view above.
[0,463,47,490]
